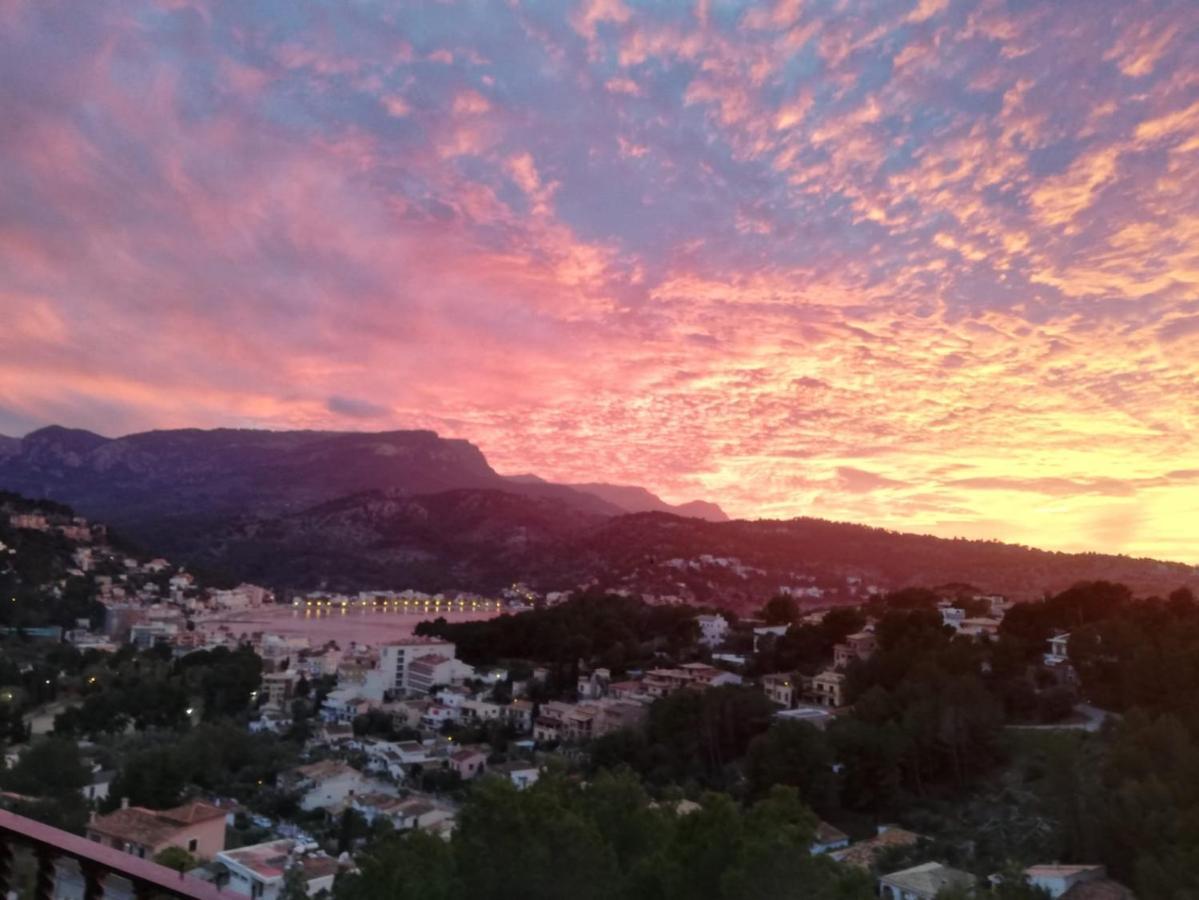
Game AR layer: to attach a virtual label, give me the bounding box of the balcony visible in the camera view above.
[0,808,228,899]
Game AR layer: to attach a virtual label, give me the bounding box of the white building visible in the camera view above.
[287,760,377,812]
[407,654,474,695]
[379,637,457,695]
[217,840,339,899]
[1024,864,1107,897]
[695,614,730,647]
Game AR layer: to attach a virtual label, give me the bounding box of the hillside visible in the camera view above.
[0,427,730,554]
[189,490,1198,608]
[0,426,1194,608]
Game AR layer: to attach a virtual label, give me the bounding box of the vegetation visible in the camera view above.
[334,770,873,900]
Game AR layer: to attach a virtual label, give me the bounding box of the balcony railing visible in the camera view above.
[0,808,229,899]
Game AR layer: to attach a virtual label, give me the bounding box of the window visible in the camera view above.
[188,838,198,852]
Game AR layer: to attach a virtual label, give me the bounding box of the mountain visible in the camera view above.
[564,483,727,522]
[507,475,728,521]
[0,425,714,553]
[1,425,1194,609]
[187,489,1198,608]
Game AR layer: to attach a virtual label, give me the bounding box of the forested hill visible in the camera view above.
[177,491,1197,608]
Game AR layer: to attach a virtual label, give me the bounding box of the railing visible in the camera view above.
[0,808,228,899]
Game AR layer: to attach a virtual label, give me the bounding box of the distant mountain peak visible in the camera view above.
[566,482,728,522]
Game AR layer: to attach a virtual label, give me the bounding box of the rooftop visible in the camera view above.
[881,862,976,896]
[292,760,360,782]
[88,801,226,848]
[830,827,921,869]
[218,841,340,882]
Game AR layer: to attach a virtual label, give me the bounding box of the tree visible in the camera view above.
[760,596,799,627]
[745,721,838,813]
[279,863,310,900]
[153,846,198,873]
[335,830,457,900]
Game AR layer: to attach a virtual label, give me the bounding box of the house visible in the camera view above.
[1024,864,1108,898]
[831,826,922,869]
[811,821,850,854]
[82,766,115,803]
[577,667,611,700]
[287,760,374,812]
[695,614,730,647]
[761,673,796,707]
[87,800,227,860]
[351,793,455,832]
[490,760,540,790]
[958,617,1001,640]
[449,747,488,780]
[833,631,877,668]
[804,670,846,708]
[504,699,535,732]
[217,839,339,899]
[1045,633,1071,666]
[879,862,976,900]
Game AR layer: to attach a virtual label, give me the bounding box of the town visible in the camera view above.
[3,492,1183,899]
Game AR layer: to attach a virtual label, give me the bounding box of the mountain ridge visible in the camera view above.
[1,425,1194,610]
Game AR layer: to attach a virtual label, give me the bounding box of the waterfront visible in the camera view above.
[195,602,505,646]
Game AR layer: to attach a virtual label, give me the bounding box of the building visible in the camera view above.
[830,826,922,869]
[86,800,227,861]
[811,821,850,854]
[489,761,540,790]
[878,862,976,900]
[82,767,115,804]
[833,631,877,668]
[286,760,374,812]
[378,637,457,696]
[577,667,611,700]
[804,670,846,708]
[217,839,339,899]
[695,614,730,647]
[958,617,1001,640]
[1024,864,1108,898]
[262,671,299,710]
[449,748,488,780]
[761,673,795,707]
[1045,633,1071,667]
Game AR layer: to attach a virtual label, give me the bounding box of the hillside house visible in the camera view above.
[87,800,227,861]
[695,614,730,647]
[1024,864,1109,898]
[490,760,541,790]
[879,862,976,900]
[811,821,850,854]
[449,748,488,780]
[761,673,796,707]
[286,760,374,812]
[804,670,847,708]
[833,631,877,668]
[217,839,339,899]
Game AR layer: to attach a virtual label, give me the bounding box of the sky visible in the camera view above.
[1,0,1197,562]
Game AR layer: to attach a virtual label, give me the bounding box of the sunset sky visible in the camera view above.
[1,0,1197,561]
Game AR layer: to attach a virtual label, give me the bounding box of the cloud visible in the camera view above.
[0,0,1196,562]
[326,396,392,420]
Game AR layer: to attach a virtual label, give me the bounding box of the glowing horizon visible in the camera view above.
[1,1,1197,562]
